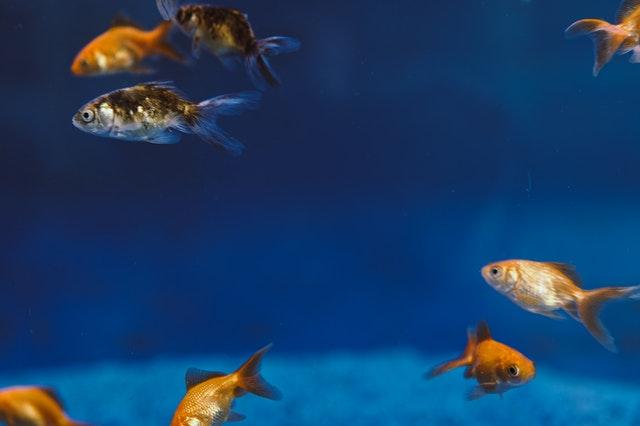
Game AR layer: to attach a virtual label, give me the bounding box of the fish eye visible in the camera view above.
[490,267,501,277]
[507,364,520,377]
[80,59,89,68]
[81,109,95,123]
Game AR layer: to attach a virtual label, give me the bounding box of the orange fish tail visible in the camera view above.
[148,21,183,62]
[577,285,640,352]
[234,344,282,400]
[565,18,633,76]
[426,328,477,378]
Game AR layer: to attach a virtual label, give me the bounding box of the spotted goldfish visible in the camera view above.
[157,0,300,89]
[72,82,260,155]
[482,259,640,352]
[566,0,640,76]
[427,322,535,400]
[71,17,182,76]
[0,386,89,426]
[170,344,281,426]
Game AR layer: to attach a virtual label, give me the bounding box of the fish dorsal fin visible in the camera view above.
[617,0,640,22]
[110,13,142,29]
[38,387,66,409]
[547,262,582,287]
[185,368,227,390]
[476,321,492,342]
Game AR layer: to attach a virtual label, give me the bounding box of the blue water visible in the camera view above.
[1,0,640,424]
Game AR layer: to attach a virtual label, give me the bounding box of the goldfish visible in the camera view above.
[482,259,640,352]
[71,16,183,76]
[427,321,535,400]
[170,344,281,426]
[0,386,89,426]
[566,0,640,76]
[72,82,260,155]
[156,0,300,89]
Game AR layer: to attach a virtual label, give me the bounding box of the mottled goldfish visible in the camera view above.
[427,322,535,400]
[0,386,89,426]
[72,82,260,155]
[566,0,640,76]
[171,344,281,426]
[157,0,300,89]
[71,18,182,76]
[482,259,640,352]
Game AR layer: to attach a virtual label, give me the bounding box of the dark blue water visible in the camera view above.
[2,0,640,424]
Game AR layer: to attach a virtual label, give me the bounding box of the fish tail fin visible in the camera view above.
[426,327,477,378]
[234,344,282,400]
[185,91,261,155]
[156,0,179,21]
[246,37,301,90]
[577,285,640,352]
[565,18,632,76]
[149,21,184,63]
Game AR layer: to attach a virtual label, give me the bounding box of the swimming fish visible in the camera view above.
[72,82,260,155]
[71,17,183,76]
[0,386,89,426]
[170,344,281,426]
[566,0,640,76]
[156,0,300,89]
[427,321,535,400]
[482,259,640,352]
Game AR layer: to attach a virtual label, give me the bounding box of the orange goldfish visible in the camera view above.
[171,344,281,425]
[71,18,183,76]
[0,386,89,426]
[427,322,535,400]
[482,260,640,352]
[566,0,640,76]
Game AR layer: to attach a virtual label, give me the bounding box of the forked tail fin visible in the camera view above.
[426,327,477,378]
[577,285,640,352]
[246,37,301,90]
[565,19,632,76]
[234,344,282,400]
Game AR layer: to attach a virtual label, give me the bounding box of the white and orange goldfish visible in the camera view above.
[482,259,640,352]
[171,344,281,425]
[427,321,536,400]
[0,386,89,426]
[71,18,182,76]
[566,0,640,76]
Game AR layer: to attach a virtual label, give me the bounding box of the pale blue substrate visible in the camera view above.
[1,350,639,425]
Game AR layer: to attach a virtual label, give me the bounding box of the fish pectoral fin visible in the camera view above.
[130,64,156,75]
[147,131,181,145]
[467,386,489,401]
[227,412,246,422]
[192,35,202,58]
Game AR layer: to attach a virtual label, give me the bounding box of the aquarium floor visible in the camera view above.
[1,350,638,426]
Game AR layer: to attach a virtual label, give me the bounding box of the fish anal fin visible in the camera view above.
[617,0,640,22]
[562,301,581,322]
[227,412,246,422]
[463,366,475,379]
[531,308,566,320]
[546,262,582,287]
[185,368,227,390]
[147,131,181,145]
[476,321,492,342]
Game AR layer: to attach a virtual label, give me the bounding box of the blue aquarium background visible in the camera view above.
[1,0,640,424]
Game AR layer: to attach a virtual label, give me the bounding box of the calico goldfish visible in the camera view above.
[72,82,260,155]
[482,259,640,352]
[566,0,640,76]
[71,17,182,76]
[170,344,281,426]
[0,386,89,426]
[156,0,300,89]
[427,322,535,400]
